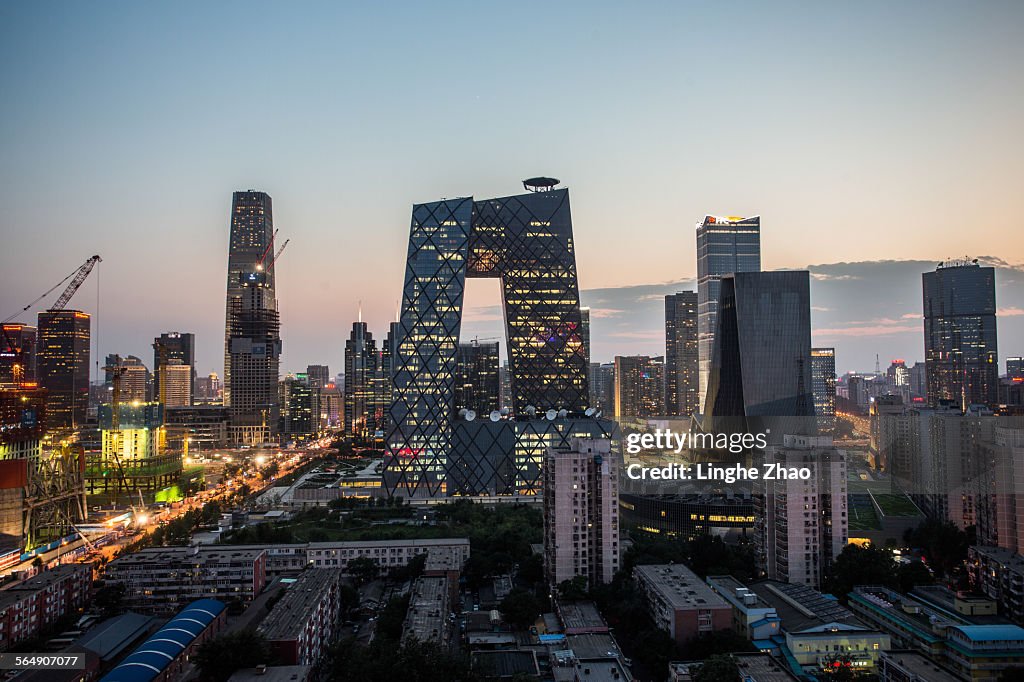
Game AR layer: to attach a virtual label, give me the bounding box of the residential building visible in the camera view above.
[633,564,731,644]
[153,332,195,404]
[0,565,91,651]
[614,355,664,418]
[159,358,192,408]
[259,569,342,666]
[878,650,961,682]
[705,575,781,641]
[968,545,1024,625]
[401,575,454,647]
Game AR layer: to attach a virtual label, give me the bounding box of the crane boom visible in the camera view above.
[265,238,290,271]
[49,255,101,311]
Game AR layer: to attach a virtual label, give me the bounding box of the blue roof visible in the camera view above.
[101,599,225,682]
[953,624,1024,642]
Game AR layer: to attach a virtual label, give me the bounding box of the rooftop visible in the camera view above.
[75,612,155,660]
[258,570,342,641]
[706,575,774,611]
[402,576,450,645]
[108,546,266,566]
[748,580,858,632]
[733,653,800,681]
[227,665,312,682]
[880,650,960,682]
[634,564,730,611]
[557,601,608,633]
[951,624,1024,642]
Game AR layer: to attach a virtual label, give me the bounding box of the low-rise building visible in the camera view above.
[258,569,342,666]
[878,650,960,682]
[0,565,91,651]
[706,575,781,641]
[633,564,731,644]
[402,575,453,647]
[104,546,267,613]
[943,624,1024,681]
[968,545,1024,624]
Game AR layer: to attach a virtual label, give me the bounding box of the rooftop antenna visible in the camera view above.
[358,300,362,324]
[875,354,880,375]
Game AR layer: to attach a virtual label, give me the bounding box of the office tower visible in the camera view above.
[454,341,500,416]
[757,435,848,588]
[194,372,221,403]
[664,292,699,416]
[153,332,195,404]
[887,359,909,390]
[87,402,181,500]
[387,181,589,498]
[160,359,192,408]
[36,310,90,429]
[614,355,664,418]
[696,215,761,412]
[306,364,331,389]
[923,260,998,410]
[0,324,37,385]
[224,191,282,445]
[1008,357,1024,381]
[344,321,378,438]
[498,362,512,413]
[543,438,619,588]
[116,356,150,403]
[909,362,928,399]
[703,271,814,437]
[279,375,317,440]
[589,362,615,412]
[580,307,591,366]
[319,382,342,430]
[811,348,837,434]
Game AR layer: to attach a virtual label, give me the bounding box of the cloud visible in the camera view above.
[810,272,861,281]
[606,330,664,340]
[811,306,832,312]
[999,306,1024,317]
[901,312,922,320]
[588,307,625,319]
[813,324,920,337]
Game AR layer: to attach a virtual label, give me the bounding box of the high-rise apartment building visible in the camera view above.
[665,292,699,417]
[614,355,664,418]
[589,362,615,412]
[224,190,282,445]
[696,215,761,412]
[387,181,589,498]
[160,359,192,408]
[153,332,195,404]
[0,324,36,385]
[811,348,837,433]
[703,271,814,438]
[116,355,150,403]
[543,438,619,588]
[758,435,848,588]
[454,341,500,416]
[923,260,998,410]
[36,310,90,429]
[977,426,1024,555]
[306,364,331,389]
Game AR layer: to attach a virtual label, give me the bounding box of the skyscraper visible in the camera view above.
[614,355,664,418]
[306,364,331,389]
[580,307,591,367]
[664,292,699,416]
[344,320,378,438]
[703,270,814,438]
[923,260,998,410]
[224,191,282,445]
[153,332,195,404]
[811,347,836,433]
[160,359,192,408]
[387,181,589,498]
[36,310,90,429]
[696,215,761,412]
[453,341,500,416]
[0,323,37,385]
[1008,357,1024,381]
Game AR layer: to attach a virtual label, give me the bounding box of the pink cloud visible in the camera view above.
[998,306,1024,316]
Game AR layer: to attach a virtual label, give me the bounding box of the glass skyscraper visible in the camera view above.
[811,347,836,433]
[696,215,761,413]
[223,190,281,445]
[923,260,998,410]
[36,310,90,429]
[386,183,590,498]
[665,291,699,416]
[703,270,814,438]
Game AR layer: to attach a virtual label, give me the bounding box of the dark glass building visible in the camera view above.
[0,323,37,385]
[811,347,836,433]
[36,310,90,429]
[923,260,998,410]
[454,341,500,416]
[153,332,195,405]
[387,182,590,498]
[696,215,761,412]
[665,292,699,417]
[703,270,815,437]
[614,355,664,418]
[224,190,281,445]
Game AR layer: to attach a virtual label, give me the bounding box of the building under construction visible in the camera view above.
[0,386,86,562]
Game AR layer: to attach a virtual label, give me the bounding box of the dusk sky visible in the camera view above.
[2,2,1022,378]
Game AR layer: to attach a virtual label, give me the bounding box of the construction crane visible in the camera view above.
[264,238,290,272]
[1,255,102,385]
[255,229,280,271]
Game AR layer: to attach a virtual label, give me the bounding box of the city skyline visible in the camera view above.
[3,3,1023,381]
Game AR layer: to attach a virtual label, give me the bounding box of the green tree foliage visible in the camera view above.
[347,556,380,585]
[325,637,476,681]
[623,534,756,581]
[375,595,411,641]
[193,629,274,682]
[897,560,935,593]
[823,544,898,602]
[904,519,970,579]
[682,630,756,660]
[557,576,589,601]
[499,588,543,629]
[94,583,126,618]
[693,655,739,682]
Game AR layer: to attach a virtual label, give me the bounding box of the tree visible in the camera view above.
[347,557,380,585]
[904,519,970,579]
[693,655,739,682]
[824,544,897,602]
[898,560,934,593]
[500,588,543,629]
[683,630,756,660]
[557,576,589,601]
[821,653,859,680]
[94,583,126,618]
[193,629,273,682]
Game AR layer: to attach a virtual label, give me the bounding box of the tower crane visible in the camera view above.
[255,229,280,271]
[1,255,101,386]
[264,238,290,271]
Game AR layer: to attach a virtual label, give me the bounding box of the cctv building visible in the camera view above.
[385,179,616,499]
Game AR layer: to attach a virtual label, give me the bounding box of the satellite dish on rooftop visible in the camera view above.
[500,407,510,416]
[458,408,468,418]
[585,407,596,417]
[524,405,536,416]
[465,410,477,422]
[557,409,568,418]
[545,409,557,421]
[489,411,501,422]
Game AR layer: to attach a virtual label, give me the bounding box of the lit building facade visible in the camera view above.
[614,355,664,418]
[153,332,195,404]
[36,310,90,429]
[224,190,282,445]
[454,341,500,416]
[923,260,998,410]
[386,182,589,498]
[665,292,699,417]
[811,347,836,433]
[160,359,192,408]
[696,215,761,412]
[0,324,36,385]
